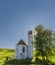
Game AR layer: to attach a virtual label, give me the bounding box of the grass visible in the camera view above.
[3,59,32,65]
[0,48,14,65]
[0,48,55,65]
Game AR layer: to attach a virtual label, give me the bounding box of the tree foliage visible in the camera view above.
[34,24,54,61]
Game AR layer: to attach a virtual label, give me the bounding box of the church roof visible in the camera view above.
[16,39,27,46]
[28,30,32,35]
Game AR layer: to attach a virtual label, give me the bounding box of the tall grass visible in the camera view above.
[0,48,14,65]
[0,48,55,65]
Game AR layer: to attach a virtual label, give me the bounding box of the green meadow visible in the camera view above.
[0,48,55,65]
[0,48,14,65]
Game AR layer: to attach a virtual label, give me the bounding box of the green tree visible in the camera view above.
[42,29,52,61]
[34,25,52,61]
[34,25,45,60]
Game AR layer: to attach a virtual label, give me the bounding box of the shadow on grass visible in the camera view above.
[3,58,55,65]
[3,58,32,65]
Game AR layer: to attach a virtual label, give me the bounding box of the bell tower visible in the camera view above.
[28,30,33,58]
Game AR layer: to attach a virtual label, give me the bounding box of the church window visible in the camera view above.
[23,47,25,53]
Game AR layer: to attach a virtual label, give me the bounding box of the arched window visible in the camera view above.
[23,47,25,53]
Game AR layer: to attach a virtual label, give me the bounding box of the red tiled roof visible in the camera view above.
[16,39,27,46]
[28,30,32,35]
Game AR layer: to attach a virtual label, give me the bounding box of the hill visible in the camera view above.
[0,48,14,65]
[0,48,55,65]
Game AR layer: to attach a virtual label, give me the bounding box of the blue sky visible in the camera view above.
[0,0,55,48]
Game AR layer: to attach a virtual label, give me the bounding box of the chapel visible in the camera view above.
[14,30,33,59]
